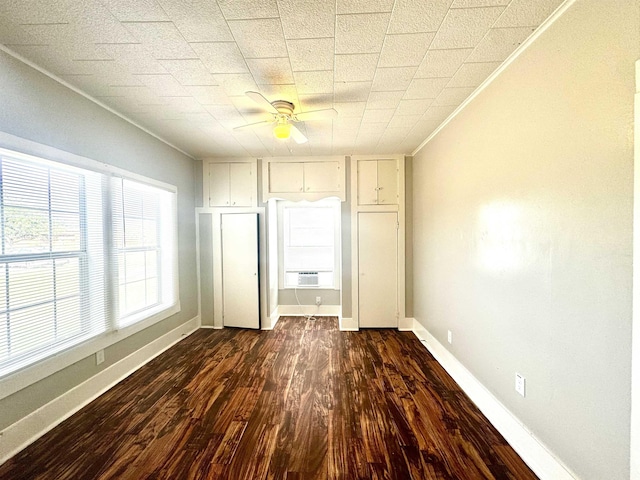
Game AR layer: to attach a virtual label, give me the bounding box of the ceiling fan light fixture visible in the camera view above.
[274,121,291,139]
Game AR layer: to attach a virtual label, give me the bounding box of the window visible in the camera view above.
[0,153,106,376]
[112,178,176,327]
[0,147,178,379]
[281,200,341,288]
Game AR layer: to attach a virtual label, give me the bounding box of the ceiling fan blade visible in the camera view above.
[245,91,279,114]
[289,124,308,144]
[233,120,272,131]
[295,108,338,122]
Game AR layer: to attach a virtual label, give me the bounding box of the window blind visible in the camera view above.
[282,201,340,288]
[0,153,106,377]
[112,177,176,328]
[0,146,178,380]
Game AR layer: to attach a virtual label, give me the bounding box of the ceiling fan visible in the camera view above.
[233,91,338,144]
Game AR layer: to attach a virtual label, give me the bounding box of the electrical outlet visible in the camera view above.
[447,330,452,344]
[96,349,105,365]
[515,373,526,397]
[315,296,321,306]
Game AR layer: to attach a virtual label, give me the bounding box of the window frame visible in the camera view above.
[112,177,178,328]
[0,134,180,401]
[0,155,101,376]
[278,199,341,290]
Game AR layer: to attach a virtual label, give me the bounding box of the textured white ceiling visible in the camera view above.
[0,0,565,158]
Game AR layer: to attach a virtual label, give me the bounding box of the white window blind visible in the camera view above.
[282,201,340,288]
[112,178,176,328]
[0,153,106,377]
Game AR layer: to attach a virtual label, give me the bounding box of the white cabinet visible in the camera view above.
[206,161,255,207]
[351,154,405,331]
[262,157,346,202]
[269,162,304,193]
[357,159,398,205]
[268,161,340,193]
[228,163,253,206]
[303,161,340,192]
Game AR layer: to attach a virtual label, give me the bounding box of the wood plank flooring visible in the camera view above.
[0,317,538,480]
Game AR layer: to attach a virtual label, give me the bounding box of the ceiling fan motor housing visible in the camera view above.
[271,100,295,118]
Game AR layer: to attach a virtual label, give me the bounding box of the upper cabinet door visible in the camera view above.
[269,162,304,193]
[376,159,398,205]
[208,162,230,207]
[229,163,253,206]
[304,161,340,192]
[357,160,378,205]
[261,157,346,202]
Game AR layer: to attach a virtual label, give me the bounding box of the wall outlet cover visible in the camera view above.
[515,372,526,397]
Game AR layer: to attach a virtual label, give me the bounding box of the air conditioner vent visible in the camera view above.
[297,271,319,286]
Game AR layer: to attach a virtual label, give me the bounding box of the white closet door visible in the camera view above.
[358,212,398,328]
[221,213,260,329]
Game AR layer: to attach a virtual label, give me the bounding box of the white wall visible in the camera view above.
[412,1,638,479]
[0,50,198,430]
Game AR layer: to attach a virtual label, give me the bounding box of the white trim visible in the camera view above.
[195,210,203,327]
[339,317,358,331]
[411,0,577,157]
[276,305,341,317]
[398,317,414,331]
[630,58,640,480]
[0,315,199,466]
[200,325,223,330]
[260,307,281,331]
[411,319,579,480]
[0,46,194,160]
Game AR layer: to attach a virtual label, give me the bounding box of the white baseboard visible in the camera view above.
[260,308,280,331]
[200,325,223,330]
[0,315,200,466]
[277,305,341,317]
[340,317,358,331]
[399,317,414,331]
[411,320,578,480]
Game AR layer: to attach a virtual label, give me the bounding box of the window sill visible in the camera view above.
[0,302,181,401]
[281,286,340,290]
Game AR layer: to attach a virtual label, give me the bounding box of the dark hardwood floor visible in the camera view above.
[0,317,538,480]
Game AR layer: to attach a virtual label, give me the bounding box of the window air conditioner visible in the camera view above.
[297,271,319,286]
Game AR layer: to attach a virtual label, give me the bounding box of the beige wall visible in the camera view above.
[0,50,198,429]
[412,1,638,479]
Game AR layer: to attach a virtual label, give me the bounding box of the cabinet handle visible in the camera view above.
[232,201,236,205]
[300,187,303,191]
